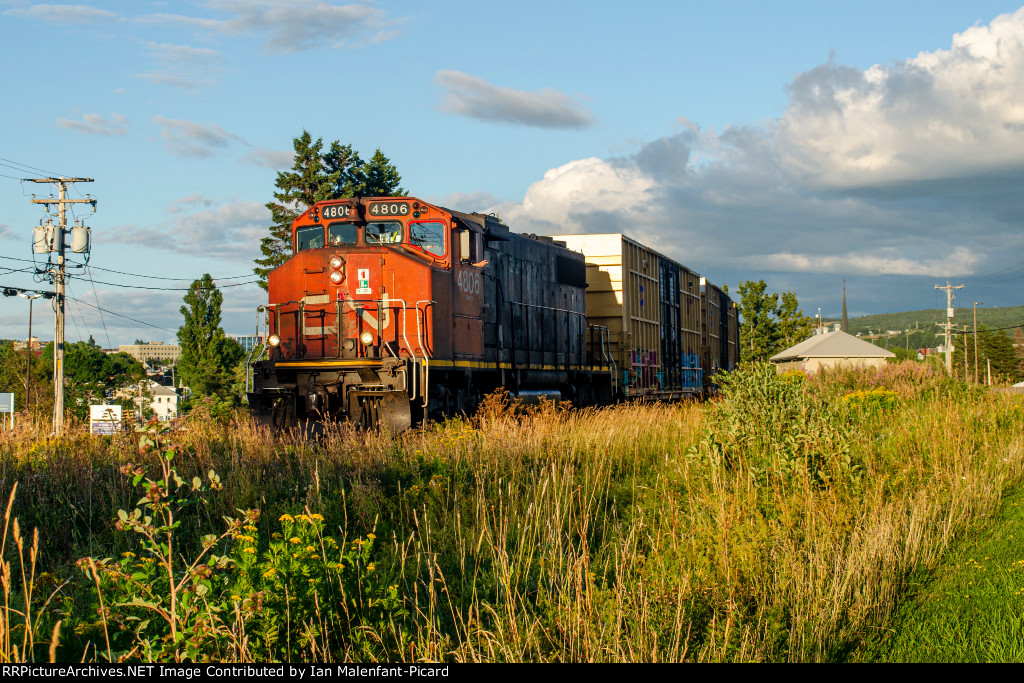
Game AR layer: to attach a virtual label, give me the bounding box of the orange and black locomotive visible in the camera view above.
[247,196,739,431]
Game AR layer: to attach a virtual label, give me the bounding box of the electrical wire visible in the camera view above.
[0,255,255,282]
[81,267,113,348]
[81,278,261,291]
[67,296,178,334]
[0,156,67,178]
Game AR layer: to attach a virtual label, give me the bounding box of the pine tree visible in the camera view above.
[177,274,243,399]
[324,141,364,198]
[360,148,407,197]
[253,135,406,290]
[253,132,341,290]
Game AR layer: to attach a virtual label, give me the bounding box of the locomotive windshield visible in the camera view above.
[365,221,402,244]
[409,221,446,257]
[328,222,358,245]
[296,225,324,251]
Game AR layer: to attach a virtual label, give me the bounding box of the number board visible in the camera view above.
[367,201,410,217]
[321,204,351,220]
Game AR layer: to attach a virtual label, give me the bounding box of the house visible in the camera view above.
[149,383,180,421]
[770,329,896,374]
[117,380,180,422]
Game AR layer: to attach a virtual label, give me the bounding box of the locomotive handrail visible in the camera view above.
[415,300,435,408]
[245,340,269,394]
[588,324,617,395]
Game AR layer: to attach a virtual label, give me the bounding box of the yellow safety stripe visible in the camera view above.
[427,360,611,372]
[273,359,383,368]
[270,358,610,372]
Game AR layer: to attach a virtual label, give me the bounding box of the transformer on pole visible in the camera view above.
[26,177,96,433]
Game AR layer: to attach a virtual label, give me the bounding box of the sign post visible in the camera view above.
[89,404,122,435]
[0,393,13,430]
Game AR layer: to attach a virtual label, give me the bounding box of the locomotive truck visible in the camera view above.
[247,196,738,431]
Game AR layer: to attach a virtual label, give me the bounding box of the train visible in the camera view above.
[246,196,739,431]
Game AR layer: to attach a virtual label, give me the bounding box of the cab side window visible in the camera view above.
[409,221,446,257]
[296,226,325,251]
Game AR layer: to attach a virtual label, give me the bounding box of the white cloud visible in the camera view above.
[435,71,596,129]
[780,7,1024,188]
[136,1,401,54]
[489,8,1024,307]
[239,147,294,170]
[3,4,117,24]
[152,116,248,158]
[56,113,130,136]
[751,247,982,277]
[109,200,269,261]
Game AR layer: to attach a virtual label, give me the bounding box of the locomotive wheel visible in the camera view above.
[271,395,296,432]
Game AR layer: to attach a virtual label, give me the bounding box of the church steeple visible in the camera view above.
[842,282,849,334]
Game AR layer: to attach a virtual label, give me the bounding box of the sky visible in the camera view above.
[1,0,1023,346]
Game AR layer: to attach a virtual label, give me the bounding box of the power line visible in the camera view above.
[0,255,256,282]
[79,277,261,291]
[0,156,67,178]
[67,296,178,334]
[81,267,113,348]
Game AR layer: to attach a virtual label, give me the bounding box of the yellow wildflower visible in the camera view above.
[289,537,301,544]
[279,514,295,523]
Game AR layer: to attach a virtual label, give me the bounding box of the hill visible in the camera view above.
[825,305,1024,349]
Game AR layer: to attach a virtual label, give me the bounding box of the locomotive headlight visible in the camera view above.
[360,331,374,346]
[268,334,281,347]
[329,256,343,269]
[329,270,343,284]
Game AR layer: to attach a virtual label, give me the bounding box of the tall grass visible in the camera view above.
[0,363,1021,661]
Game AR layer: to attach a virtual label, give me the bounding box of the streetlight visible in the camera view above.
[18,292,44,413]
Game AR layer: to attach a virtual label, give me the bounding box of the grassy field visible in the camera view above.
[856,486,1024,662]
[0,362,1021,663]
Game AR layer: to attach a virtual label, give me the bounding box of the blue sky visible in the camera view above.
[1,1,1023,345]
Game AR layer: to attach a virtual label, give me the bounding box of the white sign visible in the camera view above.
[356,268,371,295]
[0,393,13,413]
[90,404,122,435]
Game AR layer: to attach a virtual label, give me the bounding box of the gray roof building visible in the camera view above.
[770,330,896,373]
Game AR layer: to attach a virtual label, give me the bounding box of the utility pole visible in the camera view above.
[934,282,964,375]
[973,302,982,384]
[26,177,96,433]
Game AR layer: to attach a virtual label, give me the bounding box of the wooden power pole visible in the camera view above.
[26,177,96,433]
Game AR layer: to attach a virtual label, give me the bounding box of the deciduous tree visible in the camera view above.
[177,275,244,399]
[737,279,780,363]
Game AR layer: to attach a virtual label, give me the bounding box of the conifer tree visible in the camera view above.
[253,132,340,289]
[360,148,407,197]
[253,135,406,290]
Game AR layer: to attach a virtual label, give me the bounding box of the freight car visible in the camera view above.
[247,196,738,431]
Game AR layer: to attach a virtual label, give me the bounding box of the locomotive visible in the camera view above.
[247,196,739,431]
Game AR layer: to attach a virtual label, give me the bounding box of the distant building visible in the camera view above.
[770,330,896,374]
[12,337,41,351]
[230,334,266,354]
[117,380,180,422]
[117,342,181,364]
